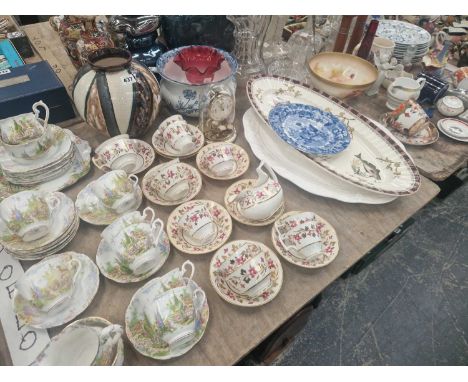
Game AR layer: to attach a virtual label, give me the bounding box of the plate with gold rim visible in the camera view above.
[224,178,285,226]
[196,142,250,180]
[271,210,340,269]
[141,161,202,206]
[167,199,232,255]
[209,240,283,307]
[151,123,204,159]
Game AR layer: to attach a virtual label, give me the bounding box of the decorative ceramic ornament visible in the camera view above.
[72,48,161,138]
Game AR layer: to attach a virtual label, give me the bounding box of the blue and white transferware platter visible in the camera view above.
[268,103,351,156]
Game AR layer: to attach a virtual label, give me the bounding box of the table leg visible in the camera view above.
[242,293,322,365]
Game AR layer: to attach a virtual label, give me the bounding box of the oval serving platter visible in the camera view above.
[247,75,421,196]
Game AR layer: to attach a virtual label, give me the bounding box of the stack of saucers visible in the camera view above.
[0,190,79,260]
[376,20,431,63]
[0,102,91,200]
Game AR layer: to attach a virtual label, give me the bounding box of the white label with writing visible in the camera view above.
[0,69,11,75]
[0,247,50,365]
[121,74,136,85]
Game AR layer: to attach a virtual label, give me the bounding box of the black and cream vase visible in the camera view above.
[72,48,161,138]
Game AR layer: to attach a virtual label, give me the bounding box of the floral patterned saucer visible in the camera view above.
[32,316,125,366]
[142,161,202,206]
[271,210,340,269]
[0,131,91,202]
[152,123,204,159]
[210,240,283,307]
[385,120,439,146]
[1,192,79,260]
[167,199,232,255]
[13,252,99,329]
[11,215,80,261]
[125,262,209,360]
[224,179,285,226]
[76,181,143,226]
[92,137,155,175]
[96,230,171,283]
[195,142,250,180]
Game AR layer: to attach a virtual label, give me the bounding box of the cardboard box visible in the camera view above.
[0,60,75,123]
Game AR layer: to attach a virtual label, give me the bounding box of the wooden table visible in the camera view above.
[0,20,442,366]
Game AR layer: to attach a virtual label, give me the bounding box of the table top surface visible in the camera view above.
[0,20,442,366]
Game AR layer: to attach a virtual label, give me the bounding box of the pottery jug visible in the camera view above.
[234,162,283,221]
[72,48,161,138]
[387,77,426,109]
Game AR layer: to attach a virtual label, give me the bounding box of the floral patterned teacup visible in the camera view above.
[152,159,190,202]
[0,101,53,160]
[178,204,217,246]
[381,100,431,137]
[15,257,81,313]
[0,190,60,243]
[149,286,206,350]
[160,116,196,154]
[92,170,140,214]
[276,219,322,259]
[101,207,155,243]
[234,162,283,221]
[114,220,165,276]
[203,144,236,177]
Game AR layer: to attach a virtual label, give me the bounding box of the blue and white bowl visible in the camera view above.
[155,45,238,117]
[268,103,351,156]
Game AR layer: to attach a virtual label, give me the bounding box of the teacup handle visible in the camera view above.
[32,100,49,128]
[128,174,139,187]
[181,260,195,280]
[143,207,155,224]
[379,112,393,127]
[274,225,297,252]
[47,194,61,213]
[416,77,426,89]
[151,218,164,244]
[193,288,206,312]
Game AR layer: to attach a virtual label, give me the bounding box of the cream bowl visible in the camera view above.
[308,52,378,98]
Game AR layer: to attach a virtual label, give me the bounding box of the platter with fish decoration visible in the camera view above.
[247,75,421,196]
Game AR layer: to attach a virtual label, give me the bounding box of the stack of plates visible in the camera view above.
[1,192,79,261]
[376,20,431,63]
[0,127,91,202]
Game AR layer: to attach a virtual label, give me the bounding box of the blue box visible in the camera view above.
[0,39,25,68]
[0,60,75,123]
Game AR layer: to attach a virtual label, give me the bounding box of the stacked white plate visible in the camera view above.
[376,20,431,63]
[0,127,91,202]
[1,192,80,261]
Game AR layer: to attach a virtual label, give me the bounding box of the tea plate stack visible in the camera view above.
[0,128,91,201]
[376,20,431,63]
[0,191,79,261]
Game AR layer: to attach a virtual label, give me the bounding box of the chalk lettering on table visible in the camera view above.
[0,264,13,281]
[6,281,16,299]
[15,315,25,331]
[19,331,37,351]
